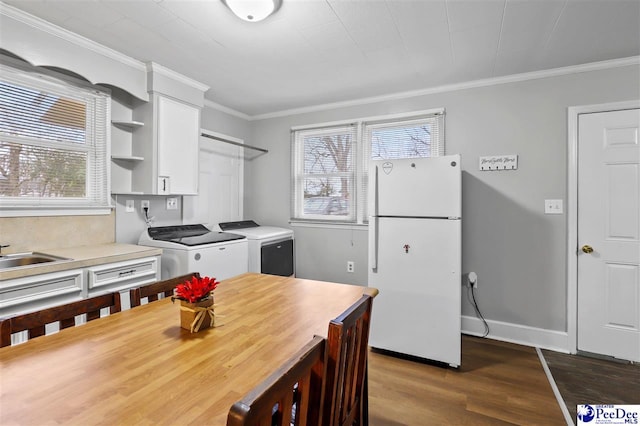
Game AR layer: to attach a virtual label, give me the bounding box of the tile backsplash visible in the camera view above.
[0,212,115,254]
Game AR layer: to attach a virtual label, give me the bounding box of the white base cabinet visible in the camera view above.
[0,269,84,319]
[0,256,161,320]
[86,256,159,296]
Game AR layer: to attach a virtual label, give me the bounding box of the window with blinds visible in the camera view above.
[291,109,445,224]
[0,61,110,212]
[291,125,357,222]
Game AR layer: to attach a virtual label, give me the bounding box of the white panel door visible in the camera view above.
[183,136,243,227]
[578,108,640,362]
[368,217,461,366]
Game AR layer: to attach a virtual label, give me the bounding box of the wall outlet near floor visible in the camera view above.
[166,197,178,210]
[347,261,354,273]
[125,199,135,213]
[468,272,478,289]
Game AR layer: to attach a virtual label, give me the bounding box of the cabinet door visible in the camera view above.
[0,269,84,318]
[86,256,160,294]
[157,96,199,194]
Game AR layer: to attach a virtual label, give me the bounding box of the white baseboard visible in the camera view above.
[462,315,571,353]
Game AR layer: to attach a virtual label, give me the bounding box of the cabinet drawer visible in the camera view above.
[0,269,84,317]
[87,256,159,294]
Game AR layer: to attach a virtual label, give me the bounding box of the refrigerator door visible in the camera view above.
[368,216,461,366]
[370,155,461,218]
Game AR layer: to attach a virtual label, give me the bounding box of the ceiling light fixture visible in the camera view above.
[222,0,282,22]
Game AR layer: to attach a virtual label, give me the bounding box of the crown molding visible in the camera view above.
[203,99,252,121]
[248,55,640,121]
[146,62,209,93]
[0,2,146,71]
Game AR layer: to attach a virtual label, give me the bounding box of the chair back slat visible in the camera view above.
[227,335,326,426]
[129,272,200,308]
[0,292,121,347]
[323,294,373,426]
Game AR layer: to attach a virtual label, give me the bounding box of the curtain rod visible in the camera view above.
[200,132,268,154]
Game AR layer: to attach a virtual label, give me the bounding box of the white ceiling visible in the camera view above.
[3,0,640,117]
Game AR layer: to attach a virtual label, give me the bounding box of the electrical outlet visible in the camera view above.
[166,197,178,210]
[347,261,354,273]
[141,200,150,212]
[125,199,135,213]
[468,272,478,289]
[544,199,563,214]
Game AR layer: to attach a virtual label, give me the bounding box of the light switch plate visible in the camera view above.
[125,199,135,213]
[544,199,563,214]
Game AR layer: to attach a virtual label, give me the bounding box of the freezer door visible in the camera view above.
[370,155,461,218]
[368,217,461,366]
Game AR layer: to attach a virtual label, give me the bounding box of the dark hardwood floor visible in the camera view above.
[368,335,565,425]
[541,349,640,422]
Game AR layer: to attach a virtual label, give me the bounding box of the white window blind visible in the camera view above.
[366,113,444,160]
[291,125,357,222]
[0,61,110,212]
[291,110,445,224]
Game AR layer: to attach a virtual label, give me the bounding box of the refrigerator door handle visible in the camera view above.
[372,165,379,217]
[369,165,379,270]
[369,215,378,270]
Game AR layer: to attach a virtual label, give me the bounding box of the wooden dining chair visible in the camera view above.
[227,335,327,426]
[129,272,200,308]
[323,294,373,426]
[0,292,121,347]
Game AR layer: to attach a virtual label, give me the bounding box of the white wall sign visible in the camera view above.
[479,154,518,171]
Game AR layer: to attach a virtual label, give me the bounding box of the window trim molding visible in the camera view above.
[291,108,446,226]
[290,107,445,131]
[0,57,113,216]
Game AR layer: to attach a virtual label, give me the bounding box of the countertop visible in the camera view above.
[0,243,162,281]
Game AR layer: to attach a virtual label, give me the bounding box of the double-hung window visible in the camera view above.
[291,109,445,224]
[0,59,110,215]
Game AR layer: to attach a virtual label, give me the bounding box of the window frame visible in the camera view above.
[291,108,445,225]
[291,125,358,223]
[0,57,112,217]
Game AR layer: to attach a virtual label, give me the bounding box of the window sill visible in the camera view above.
[289,220,368,230]
[0,207,113,217]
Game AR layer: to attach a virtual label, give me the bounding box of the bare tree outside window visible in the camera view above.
[370,123,433,160]
[292,112,444,223]
[301,131,353,217]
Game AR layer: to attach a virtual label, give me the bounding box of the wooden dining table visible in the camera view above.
[0,273,377,425]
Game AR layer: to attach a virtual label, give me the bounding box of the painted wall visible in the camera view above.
[244,64,640,336]
[114,106,252,244]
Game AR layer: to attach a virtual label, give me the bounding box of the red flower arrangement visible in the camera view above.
[173,275,219,303]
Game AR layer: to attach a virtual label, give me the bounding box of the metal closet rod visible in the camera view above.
[200,132,268,154]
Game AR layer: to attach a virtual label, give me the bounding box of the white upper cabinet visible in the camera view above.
[129,64,208,195]
[131,94,200,195]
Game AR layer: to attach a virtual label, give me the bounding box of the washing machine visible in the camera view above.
[218,220,294,277]
[138,224,248,280]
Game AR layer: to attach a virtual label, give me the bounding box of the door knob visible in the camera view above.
[581,245,594,254]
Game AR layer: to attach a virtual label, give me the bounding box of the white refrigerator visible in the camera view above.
[368,155,461,367]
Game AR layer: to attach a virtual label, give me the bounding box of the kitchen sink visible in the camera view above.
[0,252,72,270]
